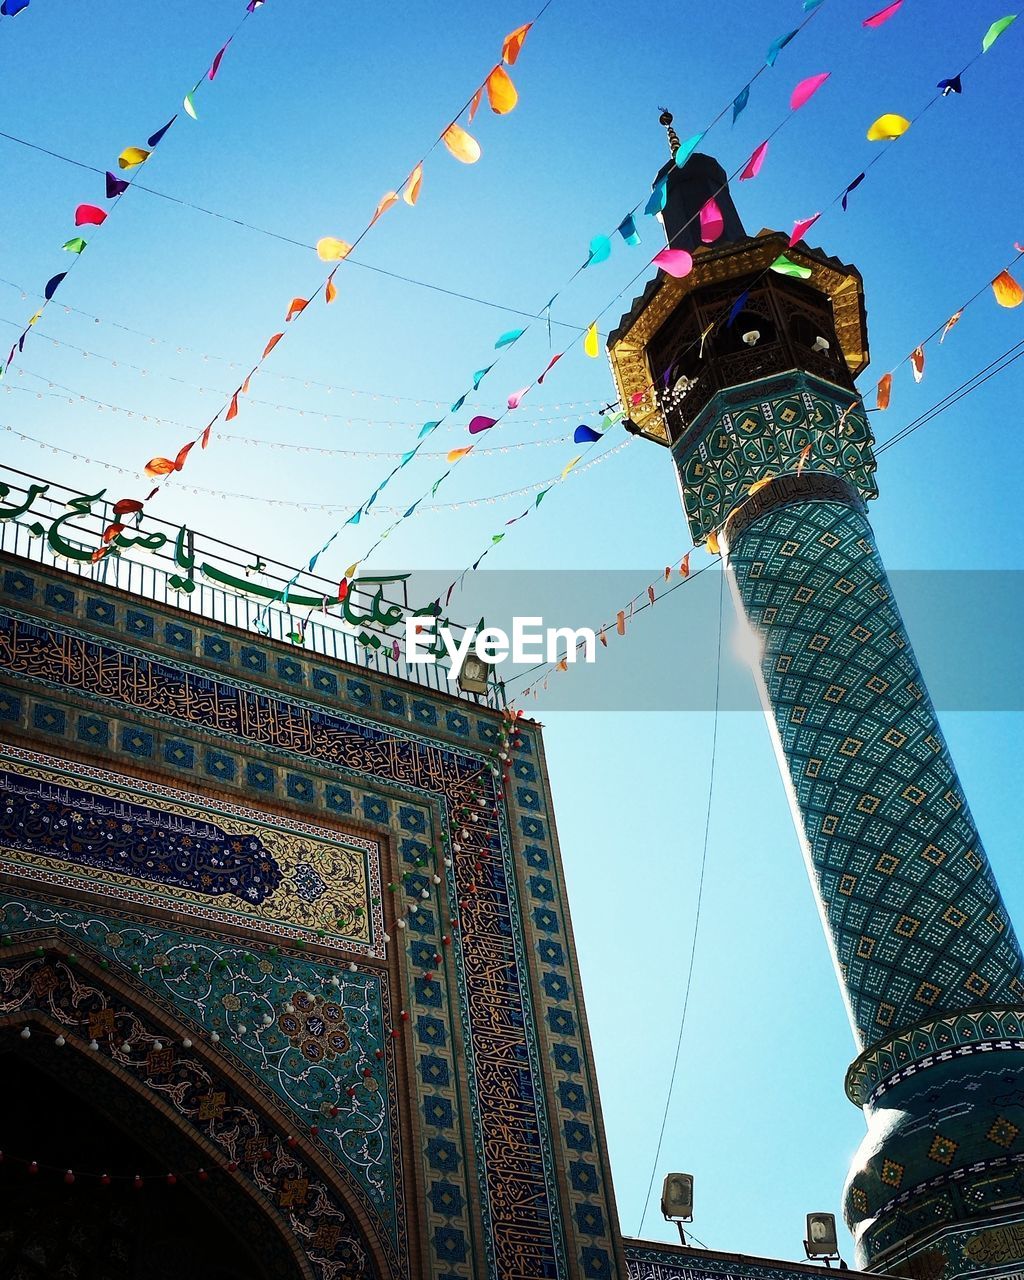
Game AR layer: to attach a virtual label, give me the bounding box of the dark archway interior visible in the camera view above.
[0,1043,303,1280]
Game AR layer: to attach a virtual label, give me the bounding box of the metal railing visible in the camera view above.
[0,462,498,707]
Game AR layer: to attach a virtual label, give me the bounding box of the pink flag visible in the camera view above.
[789,213,821,247]
[790,72,830,110]
[863,0,903,26]
[699,198,724,243]
[209,38,232,80]
[740,141,769,181]
[507,387,529,410]
[652,248,693,278]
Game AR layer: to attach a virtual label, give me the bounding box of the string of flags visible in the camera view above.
[110,17,538,546]
[603,9,1021,435]
[508,237,1024,698]
[0,1,266,381]
[299,0,844,596]
[205,0,967,627]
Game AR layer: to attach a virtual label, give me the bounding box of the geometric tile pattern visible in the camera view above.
[672,372,877,544]
[727,492,1024,1047]
[0,555,622,1280]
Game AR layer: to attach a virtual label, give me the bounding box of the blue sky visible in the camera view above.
[2,0,1023,1262]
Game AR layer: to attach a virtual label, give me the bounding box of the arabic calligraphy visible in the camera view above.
[0,482,443,643]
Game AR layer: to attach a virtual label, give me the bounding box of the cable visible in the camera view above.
[636,568,724,1240]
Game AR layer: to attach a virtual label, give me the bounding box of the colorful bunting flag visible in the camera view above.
[910,346,925,382]
[316,237,352,261]
[940,309,963,342]
[105,172,129,198]
[583,323,599,358]
[699,198,724,244]
[617,214,640,246]
[674,133,704,168]
[502,22,532,65]
[404,164,424,205]
[732,85,750,124]
[469,87,483,123]
[209,39,232,80]
[791,72,830,110]
[443,122,481,164]
[485,65,518,114]
[841,173,866,211]
[982,15,1016,52]
[44,273,66,301]
[262,333,284,357]
[863,0,903,27]
[472,364,495,388]
[507,387,529,410]
[867,113,910,140]
[75,204,107,226]
[992,269,1024,307]
[789,213,820,246]
[561,455,583,478]
[117,146,151,170]
[537,354,562,383]
[740,140,769,180]
[0,0,31,14]
[469,415,498,435]
[765,29,798,66]
[325,276,338,304]
[147,117,176,148]
[770,254,812,279]
[285,297,308,321]
[653,248,693,277]
[574,425,602,443]
[62,238,87,254]
[644,177,668,216]
[586,235,612,267]
[727,290,751,326]
[876,373,893,409]
[937,74,963,95]
[495,328,524,349]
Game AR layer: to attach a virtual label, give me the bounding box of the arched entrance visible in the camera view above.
[0,938,394,1280]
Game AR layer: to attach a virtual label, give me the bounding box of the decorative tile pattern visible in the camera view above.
[727,496,1024,1045]
[0,559,624,1280]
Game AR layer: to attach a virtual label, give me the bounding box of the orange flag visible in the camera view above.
[226,392,240,421]
[797,442,812,475]
[876,372,892,410]
[502,22,532,64]
[325,276,338,304]
[263,332,284,358]
[679,553,690,578]
[144,456,176,479]
[286,297,308,321]
[485,65,518,114]
[647,585,656,605]
[599,628,607,647]
[443,122,481,163]
[447,446,473,463]
[468,87,483,123]
[372,191,399,224]
[403,164,423,206]
[940,309,963,342]
[241,373,252,394]
[664,566,671,581]
[616,610,626,636]
[993,270,1024,308]
[556,657,568,672]
[910,345,925,382]
[200,425,212,449]
[706,531,720,555]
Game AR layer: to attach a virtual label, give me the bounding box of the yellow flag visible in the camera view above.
[403,164,424,206]
[118,146,151,170]
[485,65,518,114]
[866,113,910,141]
[583,323,599,358]
[442,123,481,164]
[561,455,582,479]
[447,446,474,463]
[316,237,352,262]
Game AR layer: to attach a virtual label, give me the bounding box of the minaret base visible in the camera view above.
[844,1009,1024,1280]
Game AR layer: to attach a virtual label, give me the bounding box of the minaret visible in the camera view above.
[608,118,1024,1280]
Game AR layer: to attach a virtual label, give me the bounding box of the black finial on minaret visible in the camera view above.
[659,107,681,158]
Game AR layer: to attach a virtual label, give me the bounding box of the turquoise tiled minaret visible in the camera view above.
[607,141,1024,1280]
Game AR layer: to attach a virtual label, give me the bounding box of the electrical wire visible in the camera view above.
[636,568,724,1240]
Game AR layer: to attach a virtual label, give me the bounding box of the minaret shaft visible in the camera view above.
[721,473,1024,1049]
